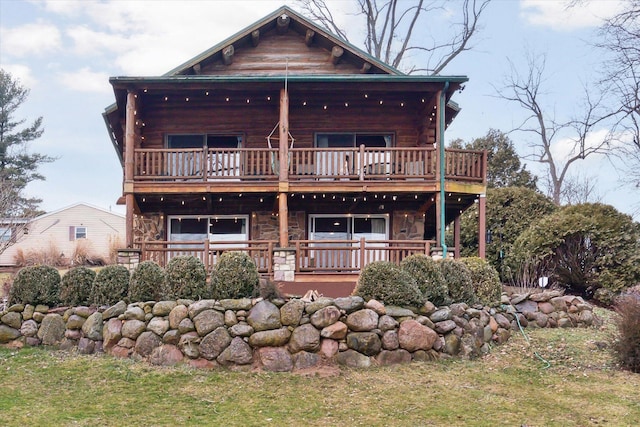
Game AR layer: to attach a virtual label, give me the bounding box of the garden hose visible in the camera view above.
[503,304,552,369]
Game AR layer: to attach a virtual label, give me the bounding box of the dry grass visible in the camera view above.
[0,307,638,426]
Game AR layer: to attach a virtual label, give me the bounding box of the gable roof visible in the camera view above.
[32,203,125,222]
[165,5,401,77]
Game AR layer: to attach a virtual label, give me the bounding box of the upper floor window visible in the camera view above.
[0,227,12,242]
[167,134,243,149]
[69,226,87,240]
[315,133,392,148]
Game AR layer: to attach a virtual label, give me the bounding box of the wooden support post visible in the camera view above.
[124,90,136,248]
[330,46,344,64]
[278,193,289,247]
[305,29,315,46]
[277,14,290,34]
[360,62,372,74]
[478,193,487,259]
[279,88,289,182]
[251,30,260,47]
[435,191,442,250]
[454,215,461,259]
[222,45,234,65]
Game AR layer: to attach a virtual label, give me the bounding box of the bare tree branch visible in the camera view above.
[495,53,614,205]
[298,0,491,74]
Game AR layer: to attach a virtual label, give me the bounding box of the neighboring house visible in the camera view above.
[103,6,487,295]
[0,203,125,267]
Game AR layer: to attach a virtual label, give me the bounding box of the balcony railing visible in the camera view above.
[133,147,485,184]
[134,239,438,275]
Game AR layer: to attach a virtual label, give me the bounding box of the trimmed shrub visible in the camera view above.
[400,254,449,305]
[438,258,476,304]
[612,295,640,373]
[353,261,424,307]
[509,203,640,301]
[165,255,209,300]
[60,266,96,306]
[91,265,130,306]
[128,261,168,302]
[9,265,61,306]
[210,252,259,299]
[461,257,502,306]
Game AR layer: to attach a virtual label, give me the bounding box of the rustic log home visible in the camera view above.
[103,6,487,296]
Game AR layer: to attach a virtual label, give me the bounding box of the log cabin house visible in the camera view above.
[103,6,487,297]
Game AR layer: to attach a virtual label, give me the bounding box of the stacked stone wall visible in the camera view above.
[0,290,598,371]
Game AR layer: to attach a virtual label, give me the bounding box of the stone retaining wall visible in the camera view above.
[0,290,599,371]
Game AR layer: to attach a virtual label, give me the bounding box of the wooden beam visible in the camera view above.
[418,196,436,214]
[277,14,290,34]
[279,87,289,182]
[126,194,134,248]
[454,215,461,259]
[330,46,344,64]
[305,29,315,46]
[278,193,289,247]
[251,30,260,47]
[192,63,201,75]
[222,45,234,65]
[360,62,372,74]
[478,194,486,259]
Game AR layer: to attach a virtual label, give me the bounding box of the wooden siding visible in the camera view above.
[0,204,125,266]
[200,31,366,76]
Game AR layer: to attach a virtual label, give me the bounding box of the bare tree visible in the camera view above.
[298,0,491,74]
[496,54,615,205]
[596,1,640,188]
[558,172,602,206]
[0,178,35,256]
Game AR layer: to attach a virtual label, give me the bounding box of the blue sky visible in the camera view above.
[1,0,637,219]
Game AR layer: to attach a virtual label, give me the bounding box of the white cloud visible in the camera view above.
[0,63,38,88]
[520,0,625,31]
[0,21,62,56]
[58,67,111,94]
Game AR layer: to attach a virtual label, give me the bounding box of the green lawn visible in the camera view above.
[0,307,638,426]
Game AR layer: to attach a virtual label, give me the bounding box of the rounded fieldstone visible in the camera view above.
[218,298,253,311]
[163,329,181,346]
[152,301,177,316]
[430,308,452,322]
[247,300,281,332]
[1,312,22,329]
[378,315,398,332]
[123,306,146,321]
[346,332,381,356]
[102,301,127,320]
[8,303,24,313]
[20,319,38,338]
[135,331,162,357]
[74,306,94,318]
[121,319,147,340]
[169,305,189,329]
[103,318,123,350]
[22,305,35,320]
[293,351,321,370]
[147,317,170,336]
[398,319,437,352]
[188,300,217,319]
[82,312,104,341]
[320,321,347,340]
[434,320,457,334]
[37,313,66,346]
[310,306,341,328]
[334,296,364,313]
[248,327,291,347]
[178,317,195,333]
[229,323,254,337]
[279,300,304,327]
[376,349,411,366]
[258,347,293,372]
[364,299,386,315]
[66,314,86,330]
[381,330,399,350]
[193,309,225,336]
[0,325,21,343]
[304,297,335,314]
[78,337,96,355]
[65,329,83,340]
[385,306,416,318]
[346,309,379,332]
[336,349,371,368]
[199,327,232,360]
[289,323,320,353]
[149,344,184,366]
[444,333,461,355]
[217,336,253,366]
[224,310,238,327]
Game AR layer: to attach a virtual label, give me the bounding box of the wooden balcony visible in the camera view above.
[133,147,486,187]
[134,238,440,275]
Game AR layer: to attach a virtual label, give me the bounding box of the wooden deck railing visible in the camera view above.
[135,239,437,275]
[133,147,485,183]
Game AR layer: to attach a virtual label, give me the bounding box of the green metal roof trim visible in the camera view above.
[164,5,402,77]
[110,74,468,86]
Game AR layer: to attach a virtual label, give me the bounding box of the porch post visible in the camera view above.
[124,90,137,248]
[478,193,487,259]
[437,81,450,258]
[454,214,461,259]
[278,87,290,247]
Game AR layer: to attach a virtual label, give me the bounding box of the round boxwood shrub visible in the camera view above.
[91,264,130,306]
[438,258,476,304]
[353,261,424,307]
[60,266,96,306]
[165,255,209,299]
[461,257,502,306]
[9,265,61,306]
[128,261,168,302]
[400,254,449,305]
[210,252,259,299]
